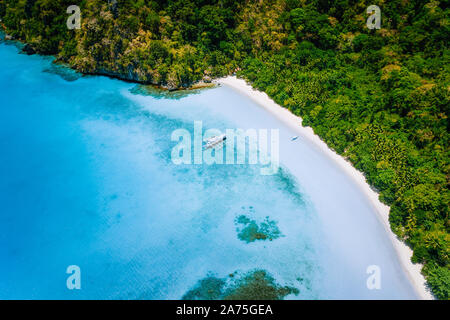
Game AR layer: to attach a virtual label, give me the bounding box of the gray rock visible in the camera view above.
[21,44,36,55]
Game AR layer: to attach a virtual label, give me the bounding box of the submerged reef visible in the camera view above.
[182,276,226,300]
[43,63,82,82]
[182,270,299,300]
[129,82,216,100]
[272,168,305,206]
[235,209,283,243]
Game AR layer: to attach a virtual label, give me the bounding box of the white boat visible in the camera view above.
[203,134,227,150]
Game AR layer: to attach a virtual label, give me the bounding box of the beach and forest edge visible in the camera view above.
[0,0,448,306]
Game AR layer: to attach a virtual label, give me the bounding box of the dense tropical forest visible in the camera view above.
[0,0,448,299]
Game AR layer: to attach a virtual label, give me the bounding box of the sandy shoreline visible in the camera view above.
[216,75,433,300]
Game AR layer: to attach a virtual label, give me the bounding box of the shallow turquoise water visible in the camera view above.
[0,42,417,299]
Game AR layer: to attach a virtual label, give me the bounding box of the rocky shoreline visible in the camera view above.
[0,31,217,92]
[87,67,217,92]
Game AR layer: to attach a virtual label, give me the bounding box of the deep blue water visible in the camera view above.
[0,41,417,299]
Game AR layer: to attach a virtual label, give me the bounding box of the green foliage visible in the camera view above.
[1,0,448,299]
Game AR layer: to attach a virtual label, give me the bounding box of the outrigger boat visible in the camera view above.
[203,134,227,150]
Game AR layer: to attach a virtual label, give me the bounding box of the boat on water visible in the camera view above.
[203,134,226,150]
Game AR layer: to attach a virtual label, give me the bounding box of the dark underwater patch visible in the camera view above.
[235,207,283,243]
[129,83,215,100]
[182,270,299,300]
[43,63,81,82]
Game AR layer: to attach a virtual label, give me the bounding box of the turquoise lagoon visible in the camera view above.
[0,42,417,299]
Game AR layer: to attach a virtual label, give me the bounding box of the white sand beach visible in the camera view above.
[217,76,434,300]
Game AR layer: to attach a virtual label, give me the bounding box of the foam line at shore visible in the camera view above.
[216,75,434,300]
